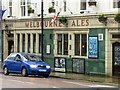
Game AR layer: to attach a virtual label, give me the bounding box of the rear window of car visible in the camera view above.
[6,53,16,60]
[7,57,15,60]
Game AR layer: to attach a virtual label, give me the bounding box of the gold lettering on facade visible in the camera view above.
[24,19,90,28]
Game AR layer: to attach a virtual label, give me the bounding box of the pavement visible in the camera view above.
[50,72,120,87]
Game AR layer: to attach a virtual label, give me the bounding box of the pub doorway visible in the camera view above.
[112,42,120,76]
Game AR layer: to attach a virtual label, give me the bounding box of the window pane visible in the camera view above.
[64,34,68,55]
[33,34,36,53]
[9,0,12,6]
[28,34,30,53]
[57,34,62,55]
[75,34,80,55]
[21,6,26,16]
[81,34,87,56]
[113,0,120,8]
[22,34,25,52]
[17,34,20,52]
[9,7,12,16]
[39,34,41,53]
[80,0,86,10]
[64,1,66,12]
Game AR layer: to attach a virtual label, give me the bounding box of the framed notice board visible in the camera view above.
[88,36,99,59]
[54,57,66,72]
[72,58,85,73]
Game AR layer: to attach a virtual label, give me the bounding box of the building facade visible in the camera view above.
[1,0,120,76]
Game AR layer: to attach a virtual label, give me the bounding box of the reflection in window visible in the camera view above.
[17,34,20,52]
[81,34,87,56]
[22,34,25,52]
[33,34,36,53]
[57,34,62,55]
[28,34,30,53]
[75,34,80,55]
[39,34,41,53]
[64,34,68,55]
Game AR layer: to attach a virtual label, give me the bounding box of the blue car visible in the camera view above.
[3,53,51,78]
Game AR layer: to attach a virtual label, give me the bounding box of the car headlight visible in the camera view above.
[30,65,37,68]
[46,65,50,69]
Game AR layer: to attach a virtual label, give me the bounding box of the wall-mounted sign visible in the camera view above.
[46,44,50,54]
[88,36,98,59]
[54,57,66,72]
[98,34,103,41]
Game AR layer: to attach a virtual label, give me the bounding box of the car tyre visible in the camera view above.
[21,67,28,77]
[3,67,9,75]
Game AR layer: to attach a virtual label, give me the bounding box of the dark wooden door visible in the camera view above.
[113,42,120,76]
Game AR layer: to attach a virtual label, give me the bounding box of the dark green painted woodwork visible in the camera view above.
[43,29,54,71]
[66,58,73,72]
[86,28,105,75]
[43,28,106,75]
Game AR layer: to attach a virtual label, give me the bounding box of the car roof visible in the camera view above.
[10,53,41,56]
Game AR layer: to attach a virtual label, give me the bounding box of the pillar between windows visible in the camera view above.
[20,33,22,52]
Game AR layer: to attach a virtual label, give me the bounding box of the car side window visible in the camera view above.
[15,55,21,61]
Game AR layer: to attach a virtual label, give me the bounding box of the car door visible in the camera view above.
[6,54,16,72]
[12,54,22,73]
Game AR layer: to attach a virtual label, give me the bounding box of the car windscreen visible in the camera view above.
[23,54,42,62]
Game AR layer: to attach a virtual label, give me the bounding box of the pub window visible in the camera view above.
[57,34,68,55]
[38,34,41,53]
[81,34,87,56]
[64,34,68,55]
[57,34,62,55]
[28,34,30,53]
[74,34,87,56]
[22,34,25,52]
[75,34,80,55]
[33,34,36,53]
[17,34,20,52]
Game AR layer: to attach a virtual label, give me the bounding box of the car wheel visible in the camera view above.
[3,67,9,75]
[21,67,28,77]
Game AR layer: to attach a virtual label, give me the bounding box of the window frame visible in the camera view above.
[57,33,68,55]
[20,0,26,16]
[9,0,12,16]
[80,0,86,10]
[74,33,87,56]
[113,0,120,8]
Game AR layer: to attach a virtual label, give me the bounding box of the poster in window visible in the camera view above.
[88,36,98,59]
[54,57,66,72]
